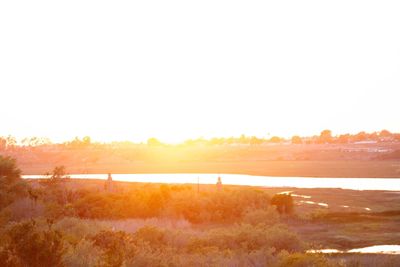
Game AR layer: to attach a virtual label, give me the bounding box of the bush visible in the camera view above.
[54,217,108,243]
[278,252,334,267]
[92,230,134,267]
[188,224,303,253]
[0,156,28,210]
[271,194,294,214]
[134,226,166,247]
[168,188,270,224]
[62,239,102,267]
[71,186,271,224]
[242,207,279,226]
[3,220,65,267]
[3,197,44,222]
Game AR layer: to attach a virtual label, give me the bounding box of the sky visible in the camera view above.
[1,0,399,143]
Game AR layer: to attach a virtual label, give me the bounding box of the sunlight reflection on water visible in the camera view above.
[299,200,329,207]
[309,245,400,255]
[22,173,400,191]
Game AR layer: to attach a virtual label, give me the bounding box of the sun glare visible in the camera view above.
[1,1,400,266]
[1,1,400,143]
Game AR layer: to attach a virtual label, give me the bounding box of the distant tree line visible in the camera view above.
[1,129,399,151]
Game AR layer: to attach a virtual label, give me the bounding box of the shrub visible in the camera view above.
[188,224,303,253]
[0,156,28,209]
[4,220,65,267]
[62,239,102,267]
[242,207,279,226]
[92,230,134,267]
[54,217,108,243]
[271,194,294,214]
[134,226,166,247]
[3,197,44,222]
[278,252,333,267]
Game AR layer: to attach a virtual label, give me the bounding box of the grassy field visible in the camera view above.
[27,178,400,251]
[262,187,400,250]
[5,141,400,177]
[4,171,400,266]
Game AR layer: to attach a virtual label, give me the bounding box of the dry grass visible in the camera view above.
[98,218,192,233]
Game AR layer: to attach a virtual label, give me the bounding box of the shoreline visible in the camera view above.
[23,175,400,191]
[17,160,400,178]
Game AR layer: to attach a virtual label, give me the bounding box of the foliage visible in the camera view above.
[44,165,70,185]
[2,160,400,267]
[188,223,304,253]
[278,252,335,267]
[242,207,280,226]
[271,193,294,214]
[53,217,108,243]
[0,156,28,210]
[62,239,102,267]
[2,220,65,267]
[92,230,133,267]
[292,135,303,144]
[0,156,21,183]
[2,197,44,221]
[319,130,333,144]
[71,186,271,224]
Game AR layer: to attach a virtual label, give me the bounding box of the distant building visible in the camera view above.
[104,173,114,193]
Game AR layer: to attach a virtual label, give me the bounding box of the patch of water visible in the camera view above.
[308,245,400,255]
[278,191,312,199]
[300,200,329,207]
[22,173,400,191]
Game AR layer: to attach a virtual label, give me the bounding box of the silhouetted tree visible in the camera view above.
[354,131,367,142]
[337,134,350,144]
[250,136,263,145]
[368,132,379,141]
[82,136,91,146]
[291,136,302,144]
[0,156,28,209]
[49,166,69,181]
[5,136,17,150]
[65,136,92,149]
[271,194,294,214]
[319,130,332,144]
[21,137,52,147]
[379,129,394,142]
[0,156,21,183]
[380,129,392,137]
[269,136,282,143]
[147,137,162,146]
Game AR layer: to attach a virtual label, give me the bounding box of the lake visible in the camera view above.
[309,245,400,255]
[22,173,400,191]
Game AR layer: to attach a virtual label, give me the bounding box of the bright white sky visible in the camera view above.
[1,1,399,143]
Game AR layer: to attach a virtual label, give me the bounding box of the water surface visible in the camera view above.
[22,173,400,191]
[309,245,400,255]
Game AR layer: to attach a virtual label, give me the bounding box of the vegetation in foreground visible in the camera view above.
[1,155,400,266]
